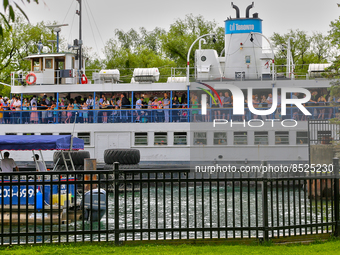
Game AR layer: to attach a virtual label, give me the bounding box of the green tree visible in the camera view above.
[104,38,176,83]
[321,16,340,100]
[114,27,166,54]
[0,14,55,95]
[160,14,224,69]
[1,0,39,36]
[271,29,328,76]
[311,32,330,62]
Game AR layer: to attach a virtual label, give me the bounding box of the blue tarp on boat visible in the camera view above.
[0,135,84,151]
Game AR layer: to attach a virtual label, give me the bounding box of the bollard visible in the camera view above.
[334,158,339,237]
[84,158,97,192]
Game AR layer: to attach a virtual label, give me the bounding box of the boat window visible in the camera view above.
[78,132,90,145]
[296,131,308,145]
[245,55,251,64]
[23,133,35,135]
[234,132,247,145]
[275,131,289,145]
[174,132,187,145]
[41,133,53,135]
[59,132,71,136]
[254,132,268,145]
[194,132,207,145]
[135,132,148,146]
[214,132,227,145]
[154,132,167,146]
[45,59,53,69]
[5,133,17,135]
[33,58,41,72]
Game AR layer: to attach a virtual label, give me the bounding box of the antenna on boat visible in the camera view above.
[76,0,82,70]
[46,24,68,53]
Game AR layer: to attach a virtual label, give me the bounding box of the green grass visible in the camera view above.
[1,240,340,255]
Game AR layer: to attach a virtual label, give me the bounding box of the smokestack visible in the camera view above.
[246,2,254,18]
[231,2,240,19]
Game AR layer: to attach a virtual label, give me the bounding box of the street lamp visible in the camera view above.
[186,33,216,85]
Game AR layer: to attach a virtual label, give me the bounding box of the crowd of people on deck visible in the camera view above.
[0,88,338,124]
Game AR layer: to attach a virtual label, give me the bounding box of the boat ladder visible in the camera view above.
[61,151,76,171]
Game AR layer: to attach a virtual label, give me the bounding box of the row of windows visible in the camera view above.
[134,131,309,146]
[135,132,187,146]
[4,131,311,147]
[5,132,91,145]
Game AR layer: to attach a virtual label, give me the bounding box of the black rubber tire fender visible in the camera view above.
[53,151,90,166]
[103,149,140,165]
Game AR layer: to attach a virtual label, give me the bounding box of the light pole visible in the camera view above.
[287,37,295,79]
[198,38,207,80]
[186,33,215,85]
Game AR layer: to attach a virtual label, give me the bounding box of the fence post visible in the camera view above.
[262,160,269,241]
[334,158,339,237]
[114,162,120,245]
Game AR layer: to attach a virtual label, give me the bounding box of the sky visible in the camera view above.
[18,0,340,58]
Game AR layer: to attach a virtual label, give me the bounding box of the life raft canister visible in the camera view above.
[25,73,37,85]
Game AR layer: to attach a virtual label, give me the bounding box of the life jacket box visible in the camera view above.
[133,68,160,83]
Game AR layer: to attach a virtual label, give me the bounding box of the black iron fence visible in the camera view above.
[1,163,340,246]
[308,119,340,145]
[112,162,340,244]
[0,170,113,245]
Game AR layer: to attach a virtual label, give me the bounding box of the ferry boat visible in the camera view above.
[1,2,335,167]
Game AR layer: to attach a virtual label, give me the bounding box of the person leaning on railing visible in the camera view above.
[119,93,130,123]
[172,96,180,122]
[318,95,327,119]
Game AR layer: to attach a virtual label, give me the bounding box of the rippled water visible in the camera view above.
[1,185,333,244]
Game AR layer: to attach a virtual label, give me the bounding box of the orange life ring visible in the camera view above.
[81,74,88,84]
[25,73,36,85]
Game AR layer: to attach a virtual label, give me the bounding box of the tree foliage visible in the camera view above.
[1,0,39,37]
[270,29,329,76]
[0,13,55,95]
[160,14,224,68]
[104,37,176,83]
[103,14,224,81]
[322,17,340,98]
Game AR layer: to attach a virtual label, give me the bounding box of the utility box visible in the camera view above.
[195,49,222,80]
[60,69,74,78]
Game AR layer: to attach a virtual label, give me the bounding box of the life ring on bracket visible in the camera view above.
[81,74,88,84]
[25,73,37,85]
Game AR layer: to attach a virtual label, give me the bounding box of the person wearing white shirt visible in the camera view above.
[1,152,19,172]
[135,97,144,122]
